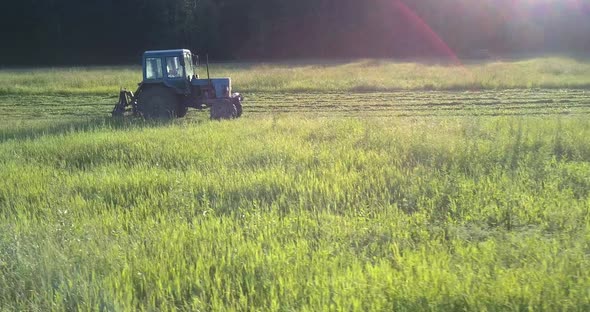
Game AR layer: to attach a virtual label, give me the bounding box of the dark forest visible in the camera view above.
[2,0,589,65]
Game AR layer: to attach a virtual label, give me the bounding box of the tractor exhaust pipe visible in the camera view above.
[206,54,211,83]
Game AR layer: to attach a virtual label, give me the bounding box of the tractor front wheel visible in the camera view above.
[233,97,243,118]
[210,100,237,120]
[137,85,182,119]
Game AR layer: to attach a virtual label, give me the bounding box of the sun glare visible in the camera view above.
[513,0,587,10]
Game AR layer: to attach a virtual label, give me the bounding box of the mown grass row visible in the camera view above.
[1,57,590,95]
[1,117,589,310]
[1,88,588,126]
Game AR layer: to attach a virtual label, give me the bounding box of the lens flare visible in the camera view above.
[393,0,461,64]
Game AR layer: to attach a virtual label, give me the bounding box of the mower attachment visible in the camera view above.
[112,88,137,117]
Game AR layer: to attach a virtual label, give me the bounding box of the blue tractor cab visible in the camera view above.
[113,49,243,119]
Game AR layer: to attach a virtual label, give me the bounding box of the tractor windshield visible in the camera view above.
[145,57,163,80]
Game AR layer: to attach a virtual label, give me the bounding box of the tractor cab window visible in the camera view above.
[145,57,163,80]
[184,53,194,78]
[166,56,184,79]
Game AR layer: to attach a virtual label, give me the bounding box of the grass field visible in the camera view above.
[1,57,590,95]
[1,57,590,311]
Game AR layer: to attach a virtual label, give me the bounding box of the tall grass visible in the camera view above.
[1,57,590,95]
[1,117,589,310]
[1,58,589,310]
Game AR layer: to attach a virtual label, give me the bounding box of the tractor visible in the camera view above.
[112,49,243,120]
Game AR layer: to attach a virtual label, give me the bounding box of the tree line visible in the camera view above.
[2,0,589,65]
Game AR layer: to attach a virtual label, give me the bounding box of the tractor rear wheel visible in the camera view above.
[210,100,237,120]
[176,102,188,118]
[137,85,181,119]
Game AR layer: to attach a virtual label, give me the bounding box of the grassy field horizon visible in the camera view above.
[1,58,589,310]
[1,57,590,96]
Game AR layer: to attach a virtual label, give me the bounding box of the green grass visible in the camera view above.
[1,59,590,310]
[1,89,589,125]
[1,57,590,95]
[1,117,590,311]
